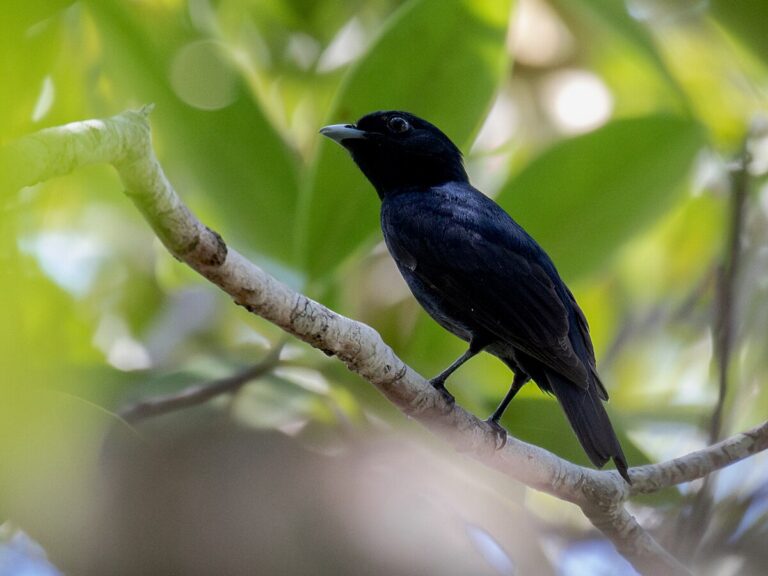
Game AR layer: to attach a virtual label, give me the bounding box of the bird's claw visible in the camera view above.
[485,418,508,449]
[429,378,455,406]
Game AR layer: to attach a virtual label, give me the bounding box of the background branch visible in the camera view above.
[6,109,768,576]
[710,137,751,444]
[678,133,753,560]
[118,343,284,423]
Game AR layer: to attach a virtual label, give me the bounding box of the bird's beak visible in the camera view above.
[319,124,368,145]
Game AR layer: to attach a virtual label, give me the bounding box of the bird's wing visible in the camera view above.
[384,194,591,388]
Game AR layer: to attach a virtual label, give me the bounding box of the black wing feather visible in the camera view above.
[382,187,590,388]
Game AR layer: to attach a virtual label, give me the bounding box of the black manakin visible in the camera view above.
[320,111,630,483]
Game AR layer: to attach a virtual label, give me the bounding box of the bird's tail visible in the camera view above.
[546,371,630,483]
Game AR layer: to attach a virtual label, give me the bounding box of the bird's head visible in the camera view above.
[320,111,468,198]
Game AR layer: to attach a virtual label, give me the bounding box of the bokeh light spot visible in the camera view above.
[510,0,574,67]
[542,70,613,135]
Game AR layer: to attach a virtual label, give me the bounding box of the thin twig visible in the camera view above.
[629,419,768,496]
[119,344,283,423]
[678,133,752,561]
[710,139,750,444]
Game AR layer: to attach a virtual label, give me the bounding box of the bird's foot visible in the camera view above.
[429,378,455,406]
[484,418,508,449]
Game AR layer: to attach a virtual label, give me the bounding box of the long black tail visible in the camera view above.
[546,371,630,483]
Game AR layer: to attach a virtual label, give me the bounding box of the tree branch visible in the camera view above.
[678,132,753,560]
[6,109,768,576]
[629,419,768,496]
[583,505,692,576]
[710,137,750,444]
[118,344,283,423]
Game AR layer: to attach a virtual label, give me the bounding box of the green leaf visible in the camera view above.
[297,0,513,278]
[495,114,705,280]
[86,2,300,262]
[711,0,768,66]
[0,0,75,33]
[0,5,66,140]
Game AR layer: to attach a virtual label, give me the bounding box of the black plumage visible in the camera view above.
[320,111,630,483]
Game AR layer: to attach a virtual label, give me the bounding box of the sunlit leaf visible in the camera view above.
[496,114,706,280]
[297,0,514,278]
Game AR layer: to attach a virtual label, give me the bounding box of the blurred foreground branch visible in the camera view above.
[6,109,768,576]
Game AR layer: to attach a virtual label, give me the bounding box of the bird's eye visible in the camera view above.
[387,116,410,134]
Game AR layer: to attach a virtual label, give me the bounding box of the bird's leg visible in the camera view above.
[485,371,529,448]
[429,340,486,405]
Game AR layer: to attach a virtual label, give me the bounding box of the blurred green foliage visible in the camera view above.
[497,114,705,279]
[1,0,768,574]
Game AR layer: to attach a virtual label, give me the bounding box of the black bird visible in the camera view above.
[320,111,630,483]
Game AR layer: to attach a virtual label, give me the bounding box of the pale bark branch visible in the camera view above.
[629,419,768,496]
[583,506,692,576]
[6,108,768,576]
